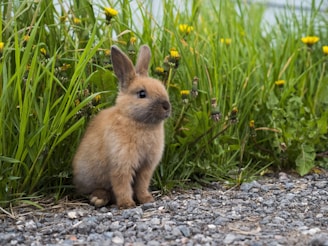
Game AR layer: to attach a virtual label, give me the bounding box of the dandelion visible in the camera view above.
[73,17,81,25]
[167,48,180,68]
[169,48,180,59]
[179,24,194,35]
[180,90,190,103]
[301,36,319,47]
[104,7,118,23]
[249,120,255,128]
[59,63,71,72]
[40,48,49,58]
[155,66,165,76]
[104,49,111,56]
[128,37,137,55]
[322,46,328,55]
[93,94,101,106]
[249,120,256,137]
[0,42,4,57]
[220,38,232,45]
[23,35,30,42]
[59,16,67,23]
[211,98,221,122]
[275,80,285,87]
[230,107,238,123]
[130,37,137,44]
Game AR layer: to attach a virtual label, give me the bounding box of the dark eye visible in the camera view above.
[137,90,147,98]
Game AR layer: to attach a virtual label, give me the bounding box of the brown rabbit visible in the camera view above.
[72,45,171,209]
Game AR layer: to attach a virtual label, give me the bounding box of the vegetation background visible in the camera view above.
[1,0,327,206]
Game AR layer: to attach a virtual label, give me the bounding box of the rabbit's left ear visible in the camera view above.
[135,45,151,77]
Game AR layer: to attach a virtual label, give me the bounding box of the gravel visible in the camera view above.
[1,172,328,246]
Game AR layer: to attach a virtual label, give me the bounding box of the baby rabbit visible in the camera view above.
[72,45,171,209]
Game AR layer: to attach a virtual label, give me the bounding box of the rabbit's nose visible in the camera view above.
[162,101,171,111]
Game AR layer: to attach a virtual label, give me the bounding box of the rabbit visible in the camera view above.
[72,45,171,209]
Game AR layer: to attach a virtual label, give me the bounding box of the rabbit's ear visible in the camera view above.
[111,45,136,91]
[135,45,151,77]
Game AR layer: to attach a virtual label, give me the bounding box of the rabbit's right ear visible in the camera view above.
[135,45,151,77]
[111,45,136,91]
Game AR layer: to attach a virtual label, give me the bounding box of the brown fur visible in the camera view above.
[72,45,171,209]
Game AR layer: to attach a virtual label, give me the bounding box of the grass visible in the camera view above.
[0,0,327,205]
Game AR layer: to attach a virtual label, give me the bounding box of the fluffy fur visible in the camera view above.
[72,45,171,209]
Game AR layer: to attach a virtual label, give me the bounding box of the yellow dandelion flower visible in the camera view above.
[104,7,118,23]
[179,24,194,35]
[180,90,190,96]
[94,94,101,103]
[220,38,232,45]
[249,120,255,128]
[59,16,67,23]
[155,67,164,73]
[73,17,81,24]
[170,49,180,59]
[180,90,190,103]
[40,48,47,56]
[104,49,111,56]
[0,42,4,52]
[275,80,285,86]
[23,35,30,42]
[130,37,137,44]
[104,7,118,17]
[60,63,71,71]
[322,46,328,55]
[301,36,319,46]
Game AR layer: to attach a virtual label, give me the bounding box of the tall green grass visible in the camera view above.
[1,0,327,205]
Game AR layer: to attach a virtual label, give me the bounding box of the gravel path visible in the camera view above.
[1,171,328,246]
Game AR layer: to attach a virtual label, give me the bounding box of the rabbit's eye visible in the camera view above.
[137,90,147,98]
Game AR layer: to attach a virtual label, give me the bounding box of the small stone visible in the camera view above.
[99,207,109,213]
[285,182,294,190]
[122,207,143,219]
[142,202,155,210]
[179,225,191,237]
[67,211,78,219]
[112,236,124,244]
[171,227,182,237]
[147,240,160,246]
[150,218,161,225]
[302,227,321,235]
[279,172,289,181]
[224,233,238,244]
[25,220,37,230]
[207,224,216,231]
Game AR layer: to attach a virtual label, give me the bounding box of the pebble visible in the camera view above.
[0,172,327,245]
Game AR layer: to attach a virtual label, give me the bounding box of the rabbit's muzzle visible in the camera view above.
[132,99,171,124]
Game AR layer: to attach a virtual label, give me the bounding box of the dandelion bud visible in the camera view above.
[191,77,199,97]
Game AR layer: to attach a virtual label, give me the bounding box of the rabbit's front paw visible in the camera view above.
[117,199,136,209]
[89,189,110,207]
[137,193,154,204]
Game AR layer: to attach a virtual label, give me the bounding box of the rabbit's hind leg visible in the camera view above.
[89,189,110,207]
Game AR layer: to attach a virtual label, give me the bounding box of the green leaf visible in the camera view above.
[0,156,20,164]
[295,144,316,176]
